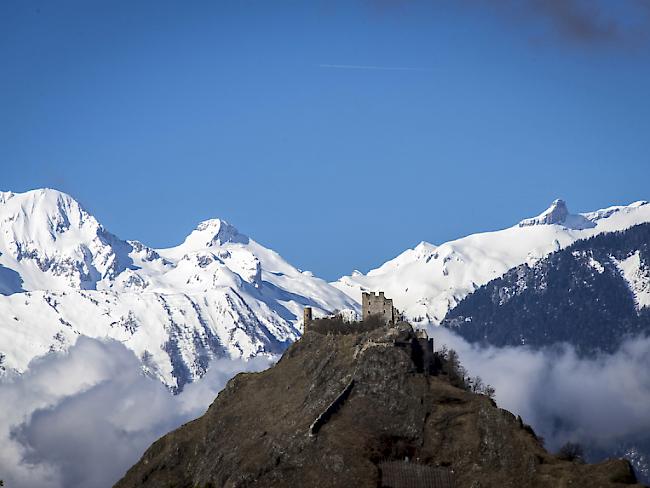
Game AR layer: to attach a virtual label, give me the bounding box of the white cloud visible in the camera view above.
[429,326,650,452]
[0,338,271,488]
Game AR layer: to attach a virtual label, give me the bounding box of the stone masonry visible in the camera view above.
[362,291,400,325]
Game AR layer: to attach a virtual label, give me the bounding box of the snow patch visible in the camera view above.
[613,251,650,311]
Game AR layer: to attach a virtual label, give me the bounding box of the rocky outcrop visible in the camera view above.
[115,323,642,488]
[518,199,594,229]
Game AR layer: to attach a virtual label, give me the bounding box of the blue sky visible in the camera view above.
[2,1,649,280]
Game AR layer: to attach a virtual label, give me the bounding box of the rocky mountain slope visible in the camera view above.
[441,223,650,354]
[333,199,650,325]
[115,321,641,488]
[0,189,358,390]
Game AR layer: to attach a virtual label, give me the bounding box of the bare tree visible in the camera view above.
[470,376,484,393]
[557,442,585,463]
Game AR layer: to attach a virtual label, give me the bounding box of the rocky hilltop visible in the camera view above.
[116,321,640,488]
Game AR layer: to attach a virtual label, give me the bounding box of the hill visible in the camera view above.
[115,321,640,487]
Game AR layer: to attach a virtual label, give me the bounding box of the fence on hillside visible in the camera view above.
[378,460,455,488]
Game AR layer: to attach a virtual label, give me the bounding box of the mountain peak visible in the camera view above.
[0,188,100,239]
[414,240,435,250]
[185,218,248,249]
[4,187,77,205]
[519,199,595,230]
[520,199,569,226]
[0,188,134,290]
[0,190,15,204]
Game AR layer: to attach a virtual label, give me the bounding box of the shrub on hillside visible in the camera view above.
[309,314,386,335]
[557,442,585,463]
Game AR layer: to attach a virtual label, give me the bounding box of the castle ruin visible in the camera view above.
[302,292,436,374]
[362,291,401,325]
[303,306,312,332]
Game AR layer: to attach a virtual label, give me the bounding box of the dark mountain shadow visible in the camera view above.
[0,262,25,295]
[243,277,338,323]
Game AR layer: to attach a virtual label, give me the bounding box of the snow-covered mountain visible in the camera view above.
[0,189,358,391]
[333,199,650,325]
[3,191,650,390]
[442,222,650,353]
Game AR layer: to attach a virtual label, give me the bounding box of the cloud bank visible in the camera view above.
[429,326,650,454]
[0,338,271,488]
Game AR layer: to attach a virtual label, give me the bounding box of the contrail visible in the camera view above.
[318,63,430,72]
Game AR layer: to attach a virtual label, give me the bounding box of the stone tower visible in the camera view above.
[362,291,399,325]
[303,306,313,332]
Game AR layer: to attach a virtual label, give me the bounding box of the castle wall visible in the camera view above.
[362,291,398,324]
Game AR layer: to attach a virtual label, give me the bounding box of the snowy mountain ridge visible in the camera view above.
[0,189,134,292]
[0,189,358,390]
[333,199,650,325]
[518,198,594,229]
[2,189,649,390]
